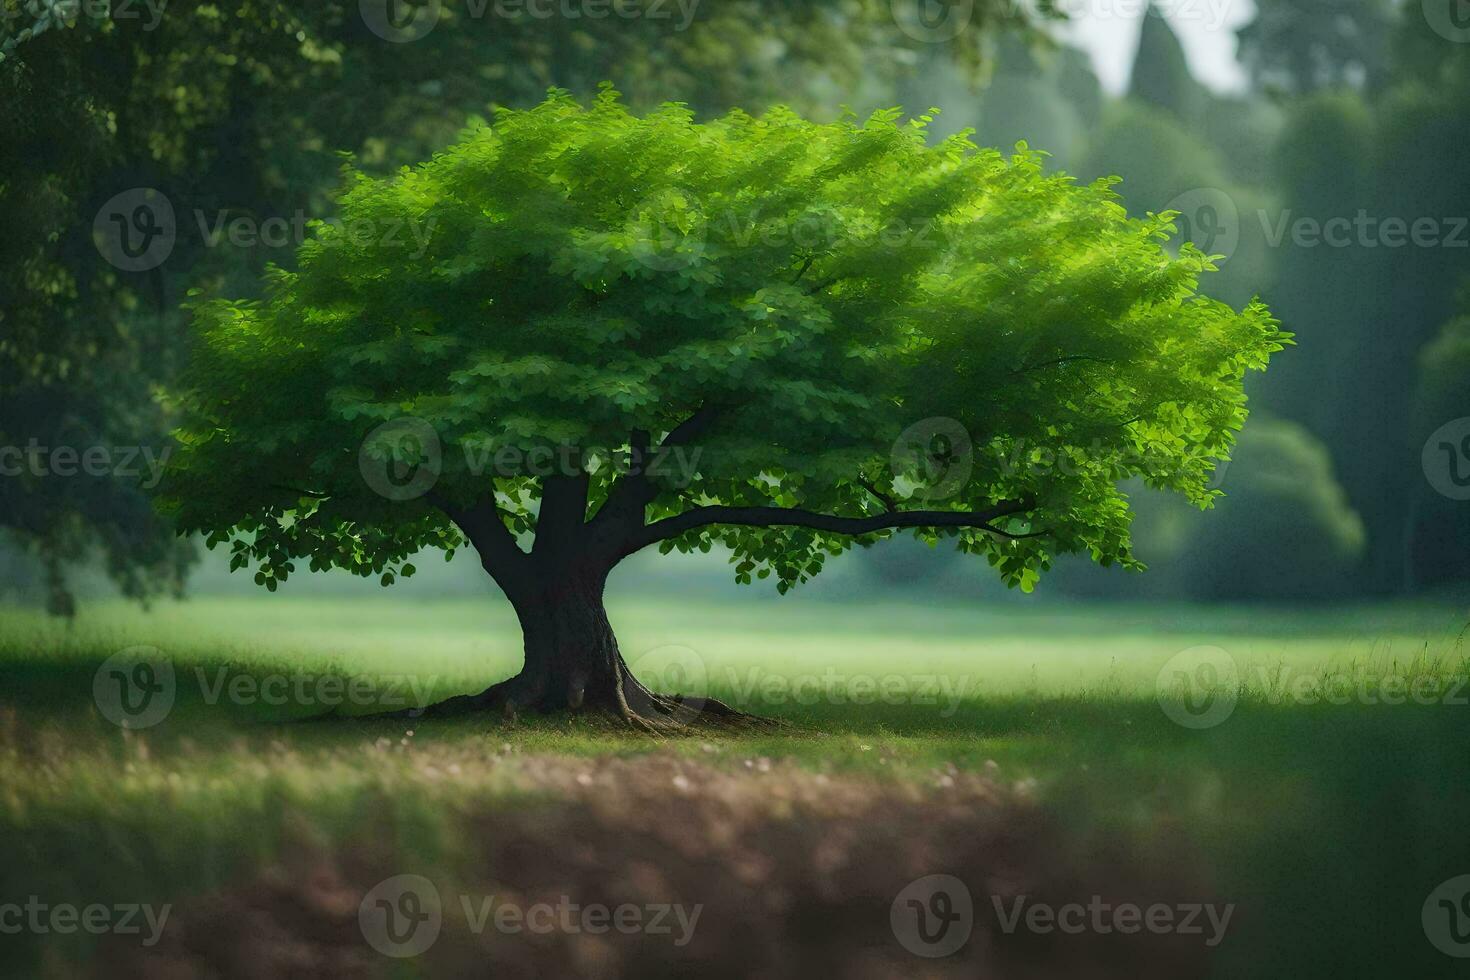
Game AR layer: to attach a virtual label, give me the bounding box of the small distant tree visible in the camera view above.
[162,89,1287,727]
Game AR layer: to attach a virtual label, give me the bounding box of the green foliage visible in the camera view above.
[163,89,1286,595]
[0,0,1040,611]
[1169,418,1365,599]
[1418,315,1470,415]
[1410,311,1470,588]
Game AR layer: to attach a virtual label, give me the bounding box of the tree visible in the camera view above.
[1409,308,1470,589]
[161,90,1288,727]
[1129,4,1207,123]
[3,0,1034,613]
[1236,0,1397,97]
[1167,417,1364,599]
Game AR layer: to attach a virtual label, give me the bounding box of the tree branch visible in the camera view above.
[1014,354,1113,374]
[427,490,527,587]
[592,404,719,532]
[270,484,329,499]
[854,477,897,513]
[790,254,814,284]
[623,497,1038,557]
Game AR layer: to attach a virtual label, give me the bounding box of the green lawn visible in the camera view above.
[3,595,1469,977]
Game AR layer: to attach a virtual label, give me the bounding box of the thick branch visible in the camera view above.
[428,491,526,587]
[534,468,591,560]
[592,404,718,532]
[623,497,1038,557]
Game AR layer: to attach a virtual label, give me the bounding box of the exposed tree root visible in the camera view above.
[409,667,782,734]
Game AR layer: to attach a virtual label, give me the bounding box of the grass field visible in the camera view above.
[3,594,1469,977]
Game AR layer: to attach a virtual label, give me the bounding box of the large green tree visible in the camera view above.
[162,91,1286,726]
[3,0,1029,610]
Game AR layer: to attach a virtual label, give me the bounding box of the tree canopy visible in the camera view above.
[2,0,1035,611]
[163,88,1287,603]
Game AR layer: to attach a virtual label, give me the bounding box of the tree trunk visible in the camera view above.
[433,566,715,729]
[425,485,765,729]
[509,574,628,713]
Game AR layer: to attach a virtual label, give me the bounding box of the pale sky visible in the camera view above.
[1054,0,1257,95]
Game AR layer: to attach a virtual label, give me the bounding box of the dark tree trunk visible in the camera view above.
[422,460,805,729]
[507,573,628,713]
[430,558,722,729]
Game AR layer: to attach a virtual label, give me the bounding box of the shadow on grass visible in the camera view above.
[4,648,1470,978]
